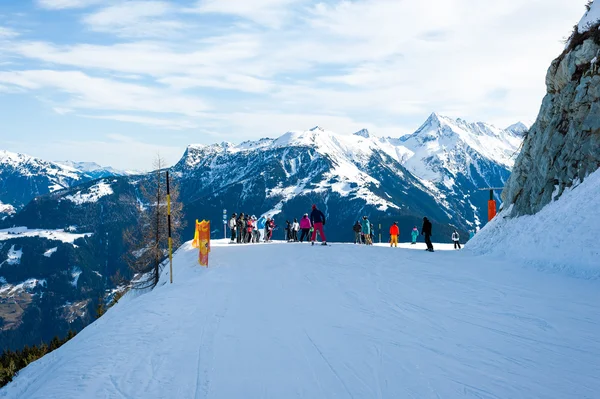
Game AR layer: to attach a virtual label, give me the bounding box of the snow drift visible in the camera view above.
[2,239,599,398]
[468,168,600,279]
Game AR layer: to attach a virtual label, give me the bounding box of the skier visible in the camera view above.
[246,217,254,243]
[229,213,237,243]
[285,220,292,242]
[267,218,275,241]
[257,216,266,242]
[452,230,461,249]
[411,226,418,245]
[310,204,327,245]
[252,216,259,243]
[353,221,362,244]
[236,213,245,244]
[361,216,372,245]
[292,218,299,242]
[422,217,434,252]
[299,213,311,242]
[389,222,399,248]
[264,217,271,242]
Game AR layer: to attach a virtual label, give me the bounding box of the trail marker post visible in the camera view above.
[166,171,173,284]
[478,187,504,222]
[223,209,227,239]
[378,223,382,243]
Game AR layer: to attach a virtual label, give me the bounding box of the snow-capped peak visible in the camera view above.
[353,129,371,138]
[578,1,600,33]
[309,125,325,132]
[504,122,529,137]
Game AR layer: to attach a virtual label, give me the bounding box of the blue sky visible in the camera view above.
[0,0,587,169]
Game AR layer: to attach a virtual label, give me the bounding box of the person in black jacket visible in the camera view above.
[310,204,327,245]
[236,213,245,244]
[421,217,434,252]
[353,221,362,244]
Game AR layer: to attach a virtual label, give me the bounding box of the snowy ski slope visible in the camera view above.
[2,239,598,399]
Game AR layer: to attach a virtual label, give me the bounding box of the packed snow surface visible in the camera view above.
[0,227,92,244]
[63,181,114,205]
[3,239,598,399]
[468,168,600,279]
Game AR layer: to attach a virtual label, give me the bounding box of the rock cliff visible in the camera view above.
[502,2,600,215]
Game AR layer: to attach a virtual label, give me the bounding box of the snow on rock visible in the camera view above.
[63,181,114,205]
[0,278,46,297]
[468,168,600,278]
[3,240,600,398]
[0,227,92,244]
[0,201,15,215]
[70,266,82,288]
[578,1,600,33]
[43,247,58,258]
[1,245,23,267]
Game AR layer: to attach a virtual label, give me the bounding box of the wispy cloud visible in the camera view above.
[36,0,106,10]
[188,0,306,28]
[0,70,211,116]
[82,1,186,37]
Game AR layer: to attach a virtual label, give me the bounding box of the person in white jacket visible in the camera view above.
[292,218,300,242]
[452,230,461,249]
[229,213,237,242]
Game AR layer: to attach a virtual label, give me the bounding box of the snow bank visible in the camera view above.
[578,1,600,33]
[3,241,599,398]
[467,168,600,279]
[63,181,113,205]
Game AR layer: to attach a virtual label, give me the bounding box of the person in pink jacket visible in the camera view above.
[299,213,312,242]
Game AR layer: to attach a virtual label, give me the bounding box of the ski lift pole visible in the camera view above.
[378,223,381,243]
[166,171,173,284]
[478,187,504,222]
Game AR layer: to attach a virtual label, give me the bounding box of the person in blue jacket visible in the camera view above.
[361,216,372,245]
[257,216,266,242]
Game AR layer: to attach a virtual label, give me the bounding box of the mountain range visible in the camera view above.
[0,113,525,350]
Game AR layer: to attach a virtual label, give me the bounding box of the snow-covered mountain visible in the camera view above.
[176,114,523,232]
[0,150,129,213]
[55,161,131,180]
[0,150,88,212]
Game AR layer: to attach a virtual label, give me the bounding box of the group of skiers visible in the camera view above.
[352,217,375,245]
[228,205,329,246]
[229,207,464,251]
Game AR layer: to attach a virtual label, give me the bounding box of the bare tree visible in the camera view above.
[124,155,185,289]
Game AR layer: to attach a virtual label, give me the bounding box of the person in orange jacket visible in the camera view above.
[389,222,399,247]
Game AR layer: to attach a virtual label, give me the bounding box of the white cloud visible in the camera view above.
[37,0,105,9]
[188,0,305,28]
[81,114,199,129]
[0,70,211,116]
[0,27,19,38]
[82,1,186,37]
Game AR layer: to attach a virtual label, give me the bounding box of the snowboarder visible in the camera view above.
[229,213,237,242]
[299,214,311,242]
[452,230,461,249]
[310,205,327,245]
[422,217,434,252]
[389,222,399,247]
[361,216,372,245]
[292,218,299,242]
[411,226,418,245]
[353,221,362,244]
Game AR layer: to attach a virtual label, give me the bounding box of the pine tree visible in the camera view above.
[96,297,106,319]
[124,155,185,289]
